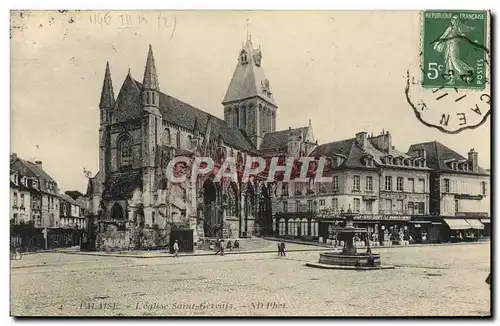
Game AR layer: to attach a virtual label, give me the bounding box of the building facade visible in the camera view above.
[273,130,432,245]
[59,193,86,230]
[10,153,60,228]
[410,142,491,240]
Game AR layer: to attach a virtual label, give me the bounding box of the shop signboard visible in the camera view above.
[354,215,412,222]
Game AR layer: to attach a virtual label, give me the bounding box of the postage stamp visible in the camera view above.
[421,10,488,90]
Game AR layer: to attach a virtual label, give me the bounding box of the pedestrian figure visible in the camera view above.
[219,240,225,256]
[214,238,221,255]
[173,240,179,258]
[280,242,286,256]
[277,242,282,256]
[234,240,240,249]
[486,272,491,289]
[227,240,233,251]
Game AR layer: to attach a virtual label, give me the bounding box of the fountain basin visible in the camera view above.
[319,252,381,267]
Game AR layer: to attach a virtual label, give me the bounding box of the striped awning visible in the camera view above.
[442,218,471,230]
[465,219,484,230]
[481,219,491,224]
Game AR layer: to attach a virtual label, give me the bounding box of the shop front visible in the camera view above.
[440,216,484,242]
[353,214,412,246]
[409,216,441,244]
[481,219,491,237]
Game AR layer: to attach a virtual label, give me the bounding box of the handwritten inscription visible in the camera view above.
[89,11,177,40]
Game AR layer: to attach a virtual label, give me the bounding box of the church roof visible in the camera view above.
[260,126,309,150]
[128,79,256,152]
[409,141,489,175]
[102,169,142,200]
[222,40,277,106]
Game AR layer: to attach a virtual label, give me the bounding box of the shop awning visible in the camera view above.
[465,219,484,230]
[481,219,491,224]
[442,218,472,230]
[409,220,432,224]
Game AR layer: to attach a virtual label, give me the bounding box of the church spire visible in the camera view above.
[246,18,252,43]
[99,61,115,109]
[142,44,159,91]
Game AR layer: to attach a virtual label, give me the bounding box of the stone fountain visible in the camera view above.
[306,206,394,270]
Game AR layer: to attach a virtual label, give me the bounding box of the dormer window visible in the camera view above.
[33,179,38,189]
[240,50,249,65]
[12,173,18,185]
[415,161,420,168]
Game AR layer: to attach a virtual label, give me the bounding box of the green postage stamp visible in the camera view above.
[422,10,488,90]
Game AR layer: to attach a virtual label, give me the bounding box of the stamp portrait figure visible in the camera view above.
[433,16,475,85]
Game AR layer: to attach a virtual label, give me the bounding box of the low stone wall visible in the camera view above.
[96,227,170,251]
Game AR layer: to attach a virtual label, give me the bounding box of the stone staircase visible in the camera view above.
[196,237,273,252]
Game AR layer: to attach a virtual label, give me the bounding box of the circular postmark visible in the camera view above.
[406,11,491,134]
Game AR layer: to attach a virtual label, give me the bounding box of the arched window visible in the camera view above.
[227,184,238,217]
[287,219,293,236]
[152,211,156,225]
[272,218,276,232]
[163,128,171,145]
[110,203,124,220]
[118,135,132,168]
[279,218,286,236]
[235,108,240,128]
[301,218,308,236]
[176,131,181,148]
[311,219,318,237]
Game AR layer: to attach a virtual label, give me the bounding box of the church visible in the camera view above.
[86,34,316,251]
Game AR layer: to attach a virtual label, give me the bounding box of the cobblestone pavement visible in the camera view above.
[10,243,490,317]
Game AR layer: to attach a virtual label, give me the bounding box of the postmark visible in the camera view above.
[405,10,490,134]
[421,10,488,90]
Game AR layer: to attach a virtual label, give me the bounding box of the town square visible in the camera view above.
[11,242,490,316]
[9,10,491,317]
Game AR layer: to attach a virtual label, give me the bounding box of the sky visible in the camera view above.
[10,10,491,193]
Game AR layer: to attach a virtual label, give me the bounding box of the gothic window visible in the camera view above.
[176,131,181,148]
[227,185,237,217]
[118,135,132,168]
[163,128,171,145]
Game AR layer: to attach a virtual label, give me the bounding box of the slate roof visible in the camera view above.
[10,155,57,194]
[102,169,142,200]
[310,136,422,170]
[59,193,79,206]
[260,127,309,150]
[121,79,256,152]
[222,39,277,106]
[409,141,489,175]
[309,138,372,169]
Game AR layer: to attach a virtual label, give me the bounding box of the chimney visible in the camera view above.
[289,126,291,131]
[308,119,311,126]
[355,131,368,149]
[468,149,478,172]
[10,153,17,163]
[35,160,43,169]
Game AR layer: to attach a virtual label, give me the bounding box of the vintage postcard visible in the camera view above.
[10,10,491,317]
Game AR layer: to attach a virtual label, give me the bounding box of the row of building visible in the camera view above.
[270,131,490,244]
[10,153,88,231]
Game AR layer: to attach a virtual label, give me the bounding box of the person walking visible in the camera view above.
[277,242,282,256]
[173,240,179,258]
[280,242,286,257]
[214,238,221,255]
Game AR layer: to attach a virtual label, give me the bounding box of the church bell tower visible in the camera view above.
[222,22,278,149]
